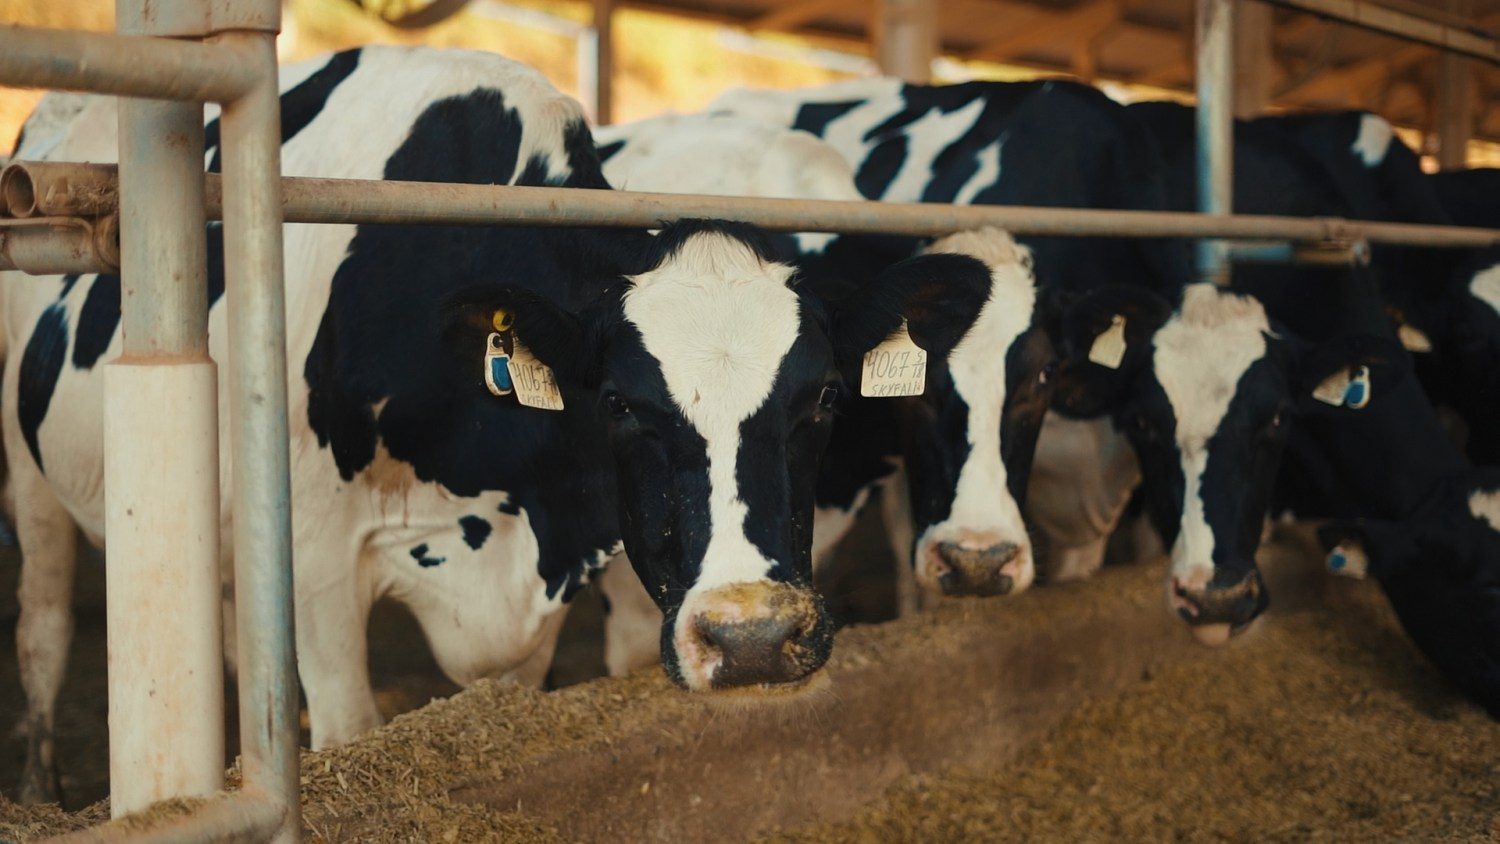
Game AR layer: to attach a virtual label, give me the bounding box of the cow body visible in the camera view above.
[7,48,991,803]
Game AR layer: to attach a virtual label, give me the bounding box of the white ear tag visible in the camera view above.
[1326,542,1369,579]
[1088,314,1128,370]
[508,337,565,411]
[1312,367,1353,406]
[483,333,513,397]
[861,320,928,398]
[1397,323,1432,353]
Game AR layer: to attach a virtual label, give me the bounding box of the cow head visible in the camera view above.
[1052,283,1407,644]
[889,229,1053,598]
[446,220,980,692]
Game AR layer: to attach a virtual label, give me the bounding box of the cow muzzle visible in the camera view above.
[673,581,830,692]
[1168,568,1269,646]
[922,538,1033,597]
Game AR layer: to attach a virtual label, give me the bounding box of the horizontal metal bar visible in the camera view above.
[1256,0,1500,64]
[0,215,119,274]
[2,161,119,218]
[1226,238,1372,265]
[0,25,258,103]
[5,162,1499,252]
[43,790,284,844]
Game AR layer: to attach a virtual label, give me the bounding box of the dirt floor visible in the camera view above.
[1,515,1497,841]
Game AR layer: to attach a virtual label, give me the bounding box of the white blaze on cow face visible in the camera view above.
[1352,113,1394,167]
[912,229,1039,595]
[1151,284,1272,589]
[1470,488,1500,532]
[622,231,804,689]
[1471,264,1500,319]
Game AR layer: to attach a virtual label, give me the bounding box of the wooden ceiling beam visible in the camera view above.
[962,0,1119,61]
[749,0,853,32]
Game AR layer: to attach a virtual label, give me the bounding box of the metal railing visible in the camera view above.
[0,0,1496,840]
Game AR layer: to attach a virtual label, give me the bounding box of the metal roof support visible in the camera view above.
[874,0,937,82]
[582,0,616,124]
[1233,0,1273,116]
[1255,0,1500,65]
[1197,0,1235,285]
[1436,0,1475,169]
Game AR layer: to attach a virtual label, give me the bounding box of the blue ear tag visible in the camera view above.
[1327,549,1346,571]
[484,332,513,396]
[1343,365,1371,409]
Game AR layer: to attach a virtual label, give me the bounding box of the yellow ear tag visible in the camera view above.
[508,337,565,411]
[861,320,928,398]
[1088,314,1127,369]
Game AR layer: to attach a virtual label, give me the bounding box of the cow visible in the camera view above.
[1319,469,1500,719]
[592,113,1061,674]
[2,47,986,803]
[707,77,1196,587]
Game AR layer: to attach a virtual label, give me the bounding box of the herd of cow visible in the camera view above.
[2,45,1497,807]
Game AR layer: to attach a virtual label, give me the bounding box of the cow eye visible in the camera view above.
[818,384,839,408]
[604,391,631,417]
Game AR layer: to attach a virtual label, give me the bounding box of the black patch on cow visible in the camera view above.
[410,543,446,568]
[497,499,521,516]
[204,48,361,172]
[793,100,862,137]
[72,274,120,370]
[459,515,492,550]
[595,138,625,165]
[59,274,81,298]
[17,306,68,473]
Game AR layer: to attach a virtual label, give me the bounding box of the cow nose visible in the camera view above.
[933,540,1024,597]
[686,583,828,688]
[1169,569,1270,646]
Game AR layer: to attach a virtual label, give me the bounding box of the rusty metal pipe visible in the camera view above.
[44,789,284,844]
[1,161,119,218]
[0,216,119,274]
[0,25,259,103]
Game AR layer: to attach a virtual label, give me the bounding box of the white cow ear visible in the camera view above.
[1087,314,1127,369]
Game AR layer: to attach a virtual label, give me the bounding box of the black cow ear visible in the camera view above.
[827,252,993,369]
[1292,333,1409,415]
[1043,284,1172,418]
[442,285,603,390]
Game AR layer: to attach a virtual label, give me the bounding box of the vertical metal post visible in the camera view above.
[589,0,615,125]
[1232,0,1272,118]
[216,8,302,840]
[105,0,224,817]
[874,0,938,82]
[1436,0,1473,170]
[1196,0,1234,285]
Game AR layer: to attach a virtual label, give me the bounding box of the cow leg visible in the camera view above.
[295,571,382,750]
[13,468,78,805]
[879,472,923,617]
[599,554,663,677]
[500,607,569,689]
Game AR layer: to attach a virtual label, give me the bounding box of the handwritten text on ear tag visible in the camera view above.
[483,333,513,397]
[509,337,565,411]
[1088,314,1127,369]
[861,320,927,398]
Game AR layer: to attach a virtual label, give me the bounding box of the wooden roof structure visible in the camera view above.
[610,0,1500,148]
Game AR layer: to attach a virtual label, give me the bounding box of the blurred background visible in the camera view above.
[6,0,1496,167]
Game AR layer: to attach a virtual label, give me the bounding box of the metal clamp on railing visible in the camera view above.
[1225,238,1372,266]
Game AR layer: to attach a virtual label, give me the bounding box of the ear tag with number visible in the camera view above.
[1326,542,1369,579]
[483,332,513,397]
[1088,314,1128,370]
[508,336,565,411]
[1342,365,1371,409]
[861,320,928,398]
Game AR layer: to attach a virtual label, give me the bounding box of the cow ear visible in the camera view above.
[1042,285,1172,418]
[1292,333,1409,415]
[827,252,994,369]
[442,285,603,390]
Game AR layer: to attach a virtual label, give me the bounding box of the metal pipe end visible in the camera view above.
[94,214,121,271]
[1,164,37,218]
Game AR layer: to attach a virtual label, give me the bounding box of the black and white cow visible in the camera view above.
[592,113,1056,673]
[1319,469,1500,718]
[708,77,1195,587]
[2,48,985,802]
